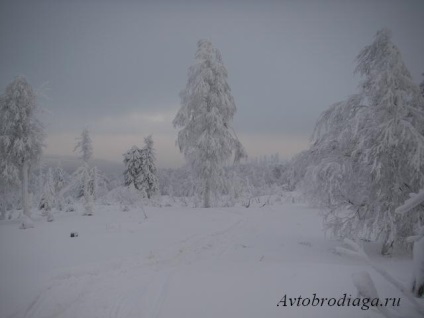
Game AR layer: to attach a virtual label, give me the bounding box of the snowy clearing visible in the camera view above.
[0,203,420,318]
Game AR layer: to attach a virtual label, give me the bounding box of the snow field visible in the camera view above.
[0,204,420,318]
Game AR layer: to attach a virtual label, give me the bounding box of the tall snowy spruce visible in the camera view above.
[73,128,94,215]
[74,128,93,163]
[173,40,246,208]
[39,168,55,222]
[0,77,45,229]
[140,135,159,199]
[307,29,424,255]
[53,163,66,211]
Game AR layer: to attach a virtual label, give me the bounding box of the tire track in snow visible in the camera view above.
[19,213,247,318]
[145,270,174,318]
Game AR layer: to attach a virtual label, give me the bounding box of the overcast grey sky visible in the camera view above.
[1,0,423,167]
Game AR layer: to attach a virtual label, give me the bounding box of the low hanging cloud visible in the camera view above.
[45,107,183,167]
[92,108,178,134]
[45,107,310,167]
[238,132,309,161]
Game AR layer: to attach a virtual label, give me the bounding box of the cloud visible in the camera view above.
[45,131,184,168]
[238,133,310,161]
[92,108,178,135]
[45,128,309,168]
[45,106,184,167]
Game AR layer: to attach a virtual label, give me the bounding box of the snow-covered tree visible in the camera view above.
[302,29,424,254]
[0,76,45,228]
[90,166,98,200]
[39,168,55,222]
[53,163,66,210]
[53,164,66,193]
[225,170,253,207]
[74,128,92,163]
[173,39,246,208]
[123,136,159,199]
[285,150,314,191]
[81,163,93,215]
[305,95,372,236]
[140,135,159,199]
[123,145,144,191]
[73,129,94,215]
[420,73,424,98]
[354,28,424,254]
[0,177,19,220]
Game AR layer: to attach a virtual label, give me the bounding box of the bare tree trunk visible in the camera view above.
[204,178,211,208]
[20,160,34,229]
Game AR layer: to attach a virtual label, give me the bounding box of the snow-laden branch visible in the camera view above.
[395,189,424,215]
[336,239,424,316]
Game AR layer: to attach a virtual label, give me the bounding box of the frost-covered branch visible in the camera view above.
[336,239,424,316]
[395,189,424,216]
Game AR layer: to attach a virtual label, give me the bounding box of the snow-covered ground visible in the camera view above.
[0,203,420,318]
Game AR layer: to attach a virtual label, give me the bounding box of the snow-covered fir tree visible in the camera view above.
[420,73,424,98]
[303,29,424,255]
[53,163,66,210]
[173,39,246,208]
[39,168,55,222]
[0,175,19,220]
[140,135,159,199]
[123,145,144,191]
[123,136,159,199]
[90,166,98,200]
[0,76,45,228]
[82,164,94,215]
[73,129,94,215]
[74,128,93,163]
[225,170,253,207]
[53,164,66,192]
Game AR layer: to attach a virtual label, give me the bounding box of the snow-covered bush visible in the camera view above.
[223,170,253,207]
[156,156,294,207]
[101,185,144,210]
